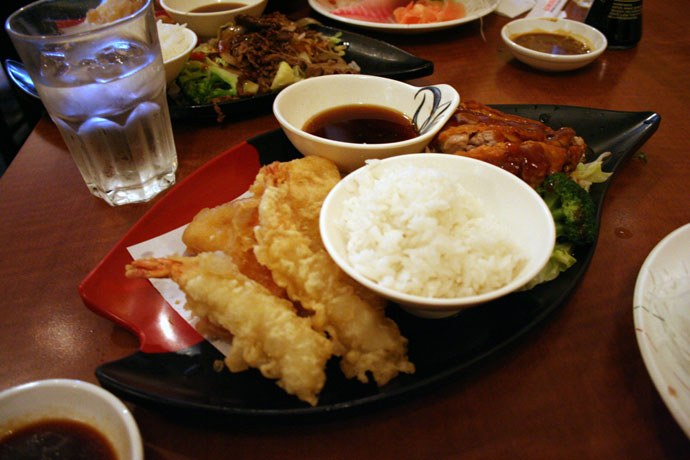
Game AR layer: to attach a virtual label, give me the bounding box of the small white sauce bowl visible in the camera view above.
[0,379,143,460]
[160,0,268,39]
[320,154,556,318]
[160,24,198,86]
[273,74,460,172]
[501,17,607,72]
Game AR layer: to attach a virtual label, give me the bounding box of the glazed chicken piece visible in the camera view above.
[430,101,587,187]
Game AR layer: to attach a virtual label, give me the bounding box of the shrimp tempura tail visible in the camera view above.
[125,252,333,406]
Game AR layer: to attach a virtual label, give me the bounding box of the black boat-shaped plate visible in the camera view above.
[79,105,660,420]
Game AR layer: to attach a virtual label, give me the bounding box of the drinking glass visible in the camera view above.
[6,0,178,206]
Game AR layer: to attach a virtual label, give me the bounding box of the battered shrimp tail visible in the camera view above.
[125,257,185,279]
[125,253,332,406]
[253,159,415,387]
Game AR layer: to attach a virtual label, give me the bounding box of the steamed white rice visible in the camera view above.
[341,160,525,299]
[157,20,190,62]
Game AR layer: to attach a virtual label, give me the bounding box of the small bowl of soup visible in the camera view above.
[272,74,461,172]
[160,0,268,39]
[501,17,607,72]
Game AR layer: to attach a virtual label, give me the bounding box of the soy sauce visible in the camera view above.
[0,419,118,460]
[190,3,246,13]
[585,0,642,49]
[304,105,417,144]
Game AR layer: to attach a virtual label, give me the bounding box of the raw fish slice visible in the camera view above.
[331,0,409,23]
[393,0,467,24]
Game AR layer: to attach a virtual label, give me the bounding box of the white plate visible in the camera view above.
[308,0,499,33]
[633,222,690,438]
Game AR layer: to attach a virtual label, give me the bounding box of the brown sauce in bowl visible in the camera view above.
[512,32,590,55]
[303,105,417,144]
[0,419,118,460]
[189,3,246,13]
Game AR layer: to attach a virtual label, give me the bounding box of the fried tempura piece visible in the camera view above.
[251,157,386,309]
[252,157,415,386]
[86,0,144,24]
[125,252,333,406]
[182,196,286,298]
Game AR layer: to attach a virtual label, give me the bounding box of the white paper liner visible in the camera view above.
[127,225,231,356]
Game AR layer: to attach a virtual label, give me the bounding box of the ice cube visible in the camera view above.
[40,45,69,78]
[86,40,148,83]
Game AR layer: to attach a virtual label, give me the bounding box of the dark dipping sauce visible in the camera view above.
[512,32,591,55]
[0,419,118,460]
[303,105,417,144]
[189,2,246,13]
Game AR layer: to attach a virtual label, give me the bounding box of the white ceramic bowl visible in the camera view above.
[320,154,556,318]
[159,23,198,85]
[273,74,461,172]
[160,0,268,39]
[501,17,607,72]
[0,379,143,460]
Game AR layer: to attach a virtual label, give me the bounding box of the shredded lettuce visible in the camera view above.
[571,152,613,192]
[521,243,577,291]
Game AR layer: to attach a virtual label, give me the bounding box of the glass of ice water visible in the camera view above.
[6,0,178,206]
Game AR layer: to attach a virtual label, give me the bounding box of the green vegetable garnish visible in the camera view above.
[538,172,598,246]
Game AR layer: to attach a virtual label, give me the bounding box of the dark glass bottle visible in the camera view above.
[585,0,642,49]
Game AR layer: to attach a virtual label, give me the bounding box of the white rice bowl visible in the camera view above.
[157,20,190,61]
[343,161,524,299]
[157,20,197,85]
[320,154,556,318]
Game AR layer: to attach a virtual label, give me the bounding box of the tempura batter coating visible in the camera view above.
[252,158,415,385]
[182,196,285,298]
[126,252,332,406]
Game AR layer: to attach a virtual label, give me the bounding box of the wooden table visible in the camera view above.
[1,1,688,458]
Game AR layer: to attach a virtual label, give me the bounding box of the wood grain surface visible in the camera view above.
[0,1,688,458]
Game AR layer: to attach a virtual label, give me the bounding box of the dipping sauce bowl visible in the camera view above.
[273,74,460,172]
[0,379,143,460]
[501,17,607,71]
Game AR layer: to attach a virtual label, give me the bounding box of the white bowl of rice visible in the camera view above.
[320,153,556,318]
[157,20,198,85]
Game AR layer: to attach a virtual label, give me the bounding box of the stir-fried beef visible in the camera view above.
[216,12,357,94]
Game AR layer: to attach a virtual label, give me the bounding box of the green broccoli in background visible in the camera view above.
[176,60,238,105]
[537,172,598,246]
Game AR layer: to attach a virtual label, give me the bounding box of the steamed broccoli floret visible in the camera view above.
[537,172,597,246]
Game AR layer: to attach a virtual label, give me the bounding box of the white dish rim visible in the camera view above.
[633,222,690,439]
